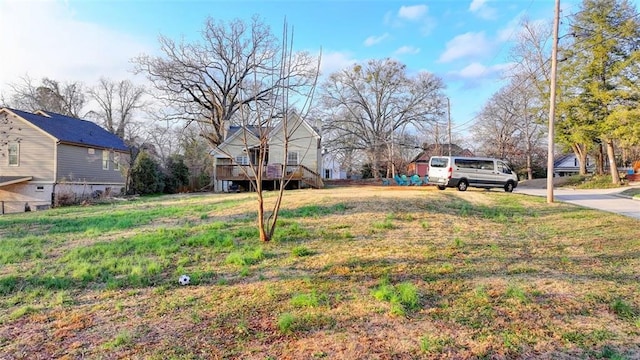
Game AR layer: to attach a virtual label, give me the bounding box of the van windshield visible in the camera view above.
[430,158,448,168]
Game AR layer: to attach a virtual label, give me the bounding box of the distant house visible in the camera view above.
[321,150,347,180]
[408,144,474,177]
[209,113,323,192]
[553,153,595,177]
[0,108,129,214]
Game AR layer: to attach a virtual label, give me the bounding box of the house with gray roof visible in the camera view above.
[0,108,129,213]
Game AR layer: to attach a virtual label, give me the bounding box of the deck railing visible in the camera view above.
[215,163,323,189]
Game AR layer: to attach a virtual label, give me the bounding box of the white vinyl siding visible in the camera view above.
[8,143,19,166]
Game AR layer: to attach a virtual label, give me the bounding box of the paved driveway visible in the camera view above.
[514,186,640,220]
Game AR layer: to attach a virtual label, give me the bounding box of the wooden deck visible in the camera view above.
[215,164,324,189]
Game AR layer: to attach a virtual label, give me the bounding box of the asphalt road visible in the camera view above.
[514,185,640,220]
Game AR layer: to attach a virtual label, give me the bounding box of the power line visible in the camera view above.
[456,3,640,135]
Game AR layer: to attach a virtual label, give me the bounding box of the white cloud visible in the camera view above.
[364,33,390,47]
[398,5,428,21]
[443,62,513,90]
[438,32,492,63]
[395,46,420,55]
[319,51,357,76]
[448,62,514,80]
[469,0,497,20]
[469,0,486,12]
[459,63,491,78]
[0,1,151,97]
[384,4,435,36]
[496,16,521,43]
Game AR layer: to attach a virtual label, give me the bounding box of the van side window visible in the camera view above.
[497,161,512,174]
[479,160,494,170]
[455,159,476,169]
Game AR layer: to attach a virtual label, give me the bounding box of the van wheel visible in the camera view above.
[504,182,514,193]
[457,180,468,191]
[437,185,446,190]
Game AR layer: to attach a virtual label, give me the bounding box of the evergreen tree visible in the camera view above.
[558,0,640,182]
[130,151,163,195]
[164,155,190,194]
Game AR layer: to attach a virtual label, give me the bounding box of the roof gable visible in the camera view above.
[270,112,320,140]
[212,112,319,156]
[4,108,128,151]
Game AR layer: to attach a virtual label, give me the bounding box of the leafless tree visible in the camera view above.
[211,20,320,242]
[320,59,445,179]
[87,78,147,139]
[136,15,319,241]
[132,15,316,147]
[509,17,553,100]
[471,86,521,161]
[5,76,85,117]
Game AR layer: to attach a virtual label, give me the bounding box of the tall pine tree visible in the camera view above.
[558,0,640,182]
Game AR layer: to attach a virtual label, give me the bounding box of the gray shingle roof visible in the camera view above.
[7,108,128,152]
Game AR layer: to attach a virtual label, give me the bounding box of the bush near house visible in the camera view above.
[130,151,164,195]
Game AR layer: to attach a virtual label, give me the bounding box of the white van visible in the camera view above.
[427,156,518,192]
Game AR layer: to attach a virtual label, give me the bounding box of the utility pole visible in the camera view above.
[447,97,451,156]
[435,121,440,156]
[547,0,560,203]
[391,132,395,177]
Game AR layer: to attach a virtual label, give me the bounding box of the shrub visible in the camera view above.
[163,155,190,194]
[130,151,164,195]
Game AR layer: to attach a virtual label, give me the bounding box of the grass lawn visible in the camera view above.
[1,186,639,359]
[619,187,640,199]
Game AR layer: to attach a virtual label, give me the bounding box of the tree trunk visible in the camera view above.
[605,139,620,184]
[370,148,381,179]
[573,144,588,175]
[525,139,533,180]
[596,143,605,175]
[256,191,271,242]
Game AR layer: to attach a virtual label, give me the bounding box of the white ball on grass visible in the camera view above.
[178,274,190,286]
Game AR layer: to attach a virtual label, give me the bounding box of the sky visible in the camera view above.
[1,0,635,138]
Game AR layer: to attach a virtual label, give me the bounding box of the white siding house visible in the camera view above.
[553,153,595,177]
[210,113,323,192]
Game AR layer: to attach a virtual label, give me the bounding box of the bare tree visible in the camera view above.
[509,17,553,100]
[320,59,445,179]
[136,15,319,241]
[5,76,85,117]
[87,78,147,139]
[132,15,316,147]
[210,20,320,242]
[471,86,520,161]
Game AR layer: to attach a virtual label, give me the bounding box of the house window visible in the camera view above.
[8,143,19,166]
[102,150,109,170]
[113,152,120,171]
[235,155,249,165]
[36,186,44,192]
[324,169,332,179]
[287,151,299,166]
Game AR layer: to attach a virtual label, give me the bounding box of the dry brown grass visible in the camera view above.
[1,186,639,359]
